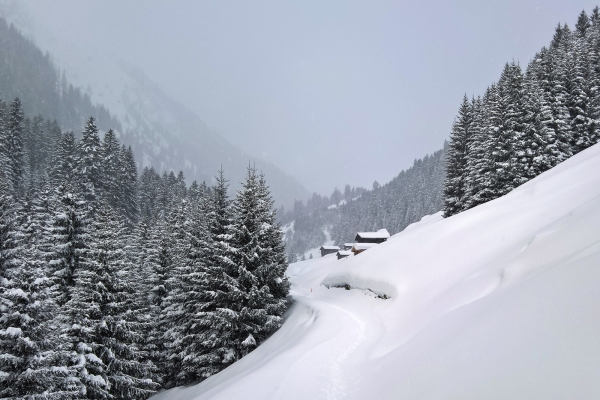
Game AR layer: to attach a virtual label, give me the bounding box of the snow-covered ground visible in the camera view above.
[302,228,335,260]
[152,143,600,399]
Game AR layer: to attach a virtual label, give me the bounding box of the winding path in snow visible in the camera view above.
[324,304,368,400]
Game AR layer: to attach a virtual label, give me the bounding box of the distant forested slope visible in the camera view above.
[281,145,446,259]
[0,15,309,207]
[330,146,446,245]
[0,18,120,133]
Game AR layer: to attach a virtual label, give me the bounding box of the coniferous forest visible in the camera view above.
[331,147,446,246]
[444,9,600,216]
[279,146,446,260]
[0,99,289,398]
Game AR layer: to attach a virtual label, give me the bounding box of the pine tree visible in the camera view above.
[119,145,139,227]
[169,192,213,385]
[0,100,8,188]
[149,218,176,384]
[157,171,172,219]
[138,167,161,221]
[3,98,25,196]
[77,117,103,208]
[48,185,89,308]
[443,95,472,216]
[518,74,560,178]
[76,203,158,399]
[186,169,239,380]
[173,171,187,202]
[566,28,596,154]
[488,62,523,195]
[46,186,92,398]
[45,119,63,171]
[464,89,496,209]
[23,114,46,191]
[591,6,600,27]
[255,172,290,309]
[227,167,288,359]
[159,198,192,385]
[549,24,577,159]
[101,129,122,210]
[50,131,78,188]
[576,10,591,38]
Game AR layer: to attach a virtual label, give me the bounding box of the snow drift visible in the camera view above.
[152,144,600,399]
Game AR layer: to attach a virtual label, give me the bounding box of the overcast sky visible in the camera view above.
[20,0,599,194]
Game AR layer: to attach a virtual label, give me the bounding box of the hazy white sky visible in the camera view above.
[20,0,599,194]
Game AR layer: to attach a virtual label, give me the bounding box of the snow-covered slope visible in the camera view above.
[152,146,600,398]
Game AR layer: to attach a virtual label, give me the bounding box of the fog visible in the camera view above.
[19,0,599,194]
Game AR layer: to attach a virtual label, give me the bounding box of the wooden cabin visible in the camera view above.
[320,245,340,257]
[354,228,390,244]
[351,242,378,255]
[337,250,352,260]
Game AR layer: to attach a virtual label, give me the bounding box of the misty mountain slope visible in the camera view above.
[112,64,309,207]
[281,146,445,260]
[152,143,600,400]
[0,1,309,207]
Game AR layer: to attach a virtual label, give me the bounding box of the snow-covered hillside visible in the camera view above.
[152,143,600,399]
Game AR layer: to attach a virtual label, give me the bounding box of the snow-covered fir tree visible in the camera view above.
[78,202,158,399]
[186,169,240,380]
[168,192,213,385]
[50,131,78,189]
[76,117,103,209]
[443,95,472,217]
[101,129,122,211]
[228,167,289,357]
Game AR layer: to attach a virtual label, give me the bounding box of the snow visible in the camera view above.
[151,144,600,399]
[327,199,348,209]
[3,327,22,337]
[354,228,390,239]
[7,288,27,298]
[32,277,47,285]
[302,228,335,259]
[350,242,378,251]
[280,221,294,242]
[241,334,256,348]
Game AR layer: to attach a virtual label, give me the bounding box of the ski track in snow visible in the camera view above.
[324,304,367,400]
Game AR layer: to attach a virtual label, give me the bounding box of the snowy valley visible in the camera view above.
[1,2,599,399]
[153,139,600,400]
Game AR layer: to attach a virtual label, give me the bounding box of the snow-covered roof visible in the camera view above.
[320,245,340,250]
[344,243,354,247]
[356,228,390,239]
[351,243,378,251]
[337,250,352,256]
